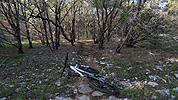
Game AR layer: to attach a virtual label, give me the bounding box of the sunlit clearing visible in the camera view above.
[77,39,93,42]
[165,58,178,62]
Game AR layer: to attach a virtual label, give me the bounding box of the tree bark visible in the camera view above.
[116,26,133,53]
[45,2,54,49]
[23,0,33,48]
[55,1,60,49]
[15,0,24,53]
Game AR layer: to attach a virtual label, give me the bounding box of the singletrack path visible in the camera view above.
[56,40,122,100]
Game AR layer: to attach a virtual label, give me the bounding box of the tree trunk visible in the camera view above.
[57,8,61,47]
[24,0,33,48]
[55,2,59,49]
[98,31,104,49]
[116,26,133,53]
[0,29,4,47]
[26,27,33,48]
[42,20,51,50]
[15,17,24,53]
[71,6,76,45]
[15,34,24,53]
[46,9,54,49]
[16,0,24,53]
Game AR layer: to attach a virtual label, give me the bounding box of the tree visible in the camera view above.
[89,0,122,49]
[30,0,81,48]
[0,0,24,53]
[163,0,178,42]
[21,0,33,48]
[115,0,166,53]
[0,0,171,53]
[0,28,4,47]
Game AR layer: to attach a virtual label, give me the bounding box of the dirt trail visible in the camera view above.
[76,41,101,70]
[60,41,119,100]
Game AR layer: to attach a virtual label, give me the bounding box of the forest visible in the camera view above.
[0,0,178,99]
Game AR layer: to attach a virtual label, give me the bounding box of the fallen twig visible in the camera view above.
[0,57,9,67]
[173,36,178,42]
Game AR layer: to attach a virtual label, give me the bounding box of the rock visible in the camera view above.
[175,74,178,78]
[78,95,90,100]
[107,96,129,100]
[39,52,42,55]
[136,61,143,63]
[55,80,61,86]
[114,78,119,82]
[127,79,130,82]
[47,69,52,72]
[101,57,105,60]
[156,89,170,96]
[92,91,104,96]
[144,81,147,84]
[132,81,142,86]
[86,59,91,62]
[19,76,23,79]
[147,82,158,87]
[54,96,73,100]
[39,80,42,84]
[156,65,163,71]
[107,96,121,100]
[117,66,122,69]
[79,84,89,87]
[100,61,106,65]
[106,64,113,68]
[103,74,108,79]
[44,79,49,82]
[120,81,132,87]
[0,97,6,100]
[79,84,93,94]
[146,69,150,72]
[55,93,59,95]
[159,61,163,64]
[12,63,17,66]
[171,95,176,99]
[111,72,115,76]
[127,67,132,70]
[19,82,27,85]
[73,89,77,94]
[173,86,178,92]
[151,96,157,99]
[135,77,138,80]
[66,84,74,88]
[149,75,157,80]
[9,85,14,87]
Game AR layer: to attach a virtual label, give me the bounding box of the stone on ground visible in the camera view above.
[92,91,104,96]
[120,81,132,87]
[107,96,121,100]
[79,84,93,94]
[173,86,178,92]
[147,82,158,87]
[78,95,90,100]
[156,89,170,96]
[54,96,73,100]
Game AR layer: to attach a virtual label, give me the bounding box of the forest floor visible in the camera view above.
[0,38,178,100]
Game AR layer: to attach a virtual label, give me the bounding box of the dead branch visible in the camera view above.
[173,36,178,42]
[0,57,9,67]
